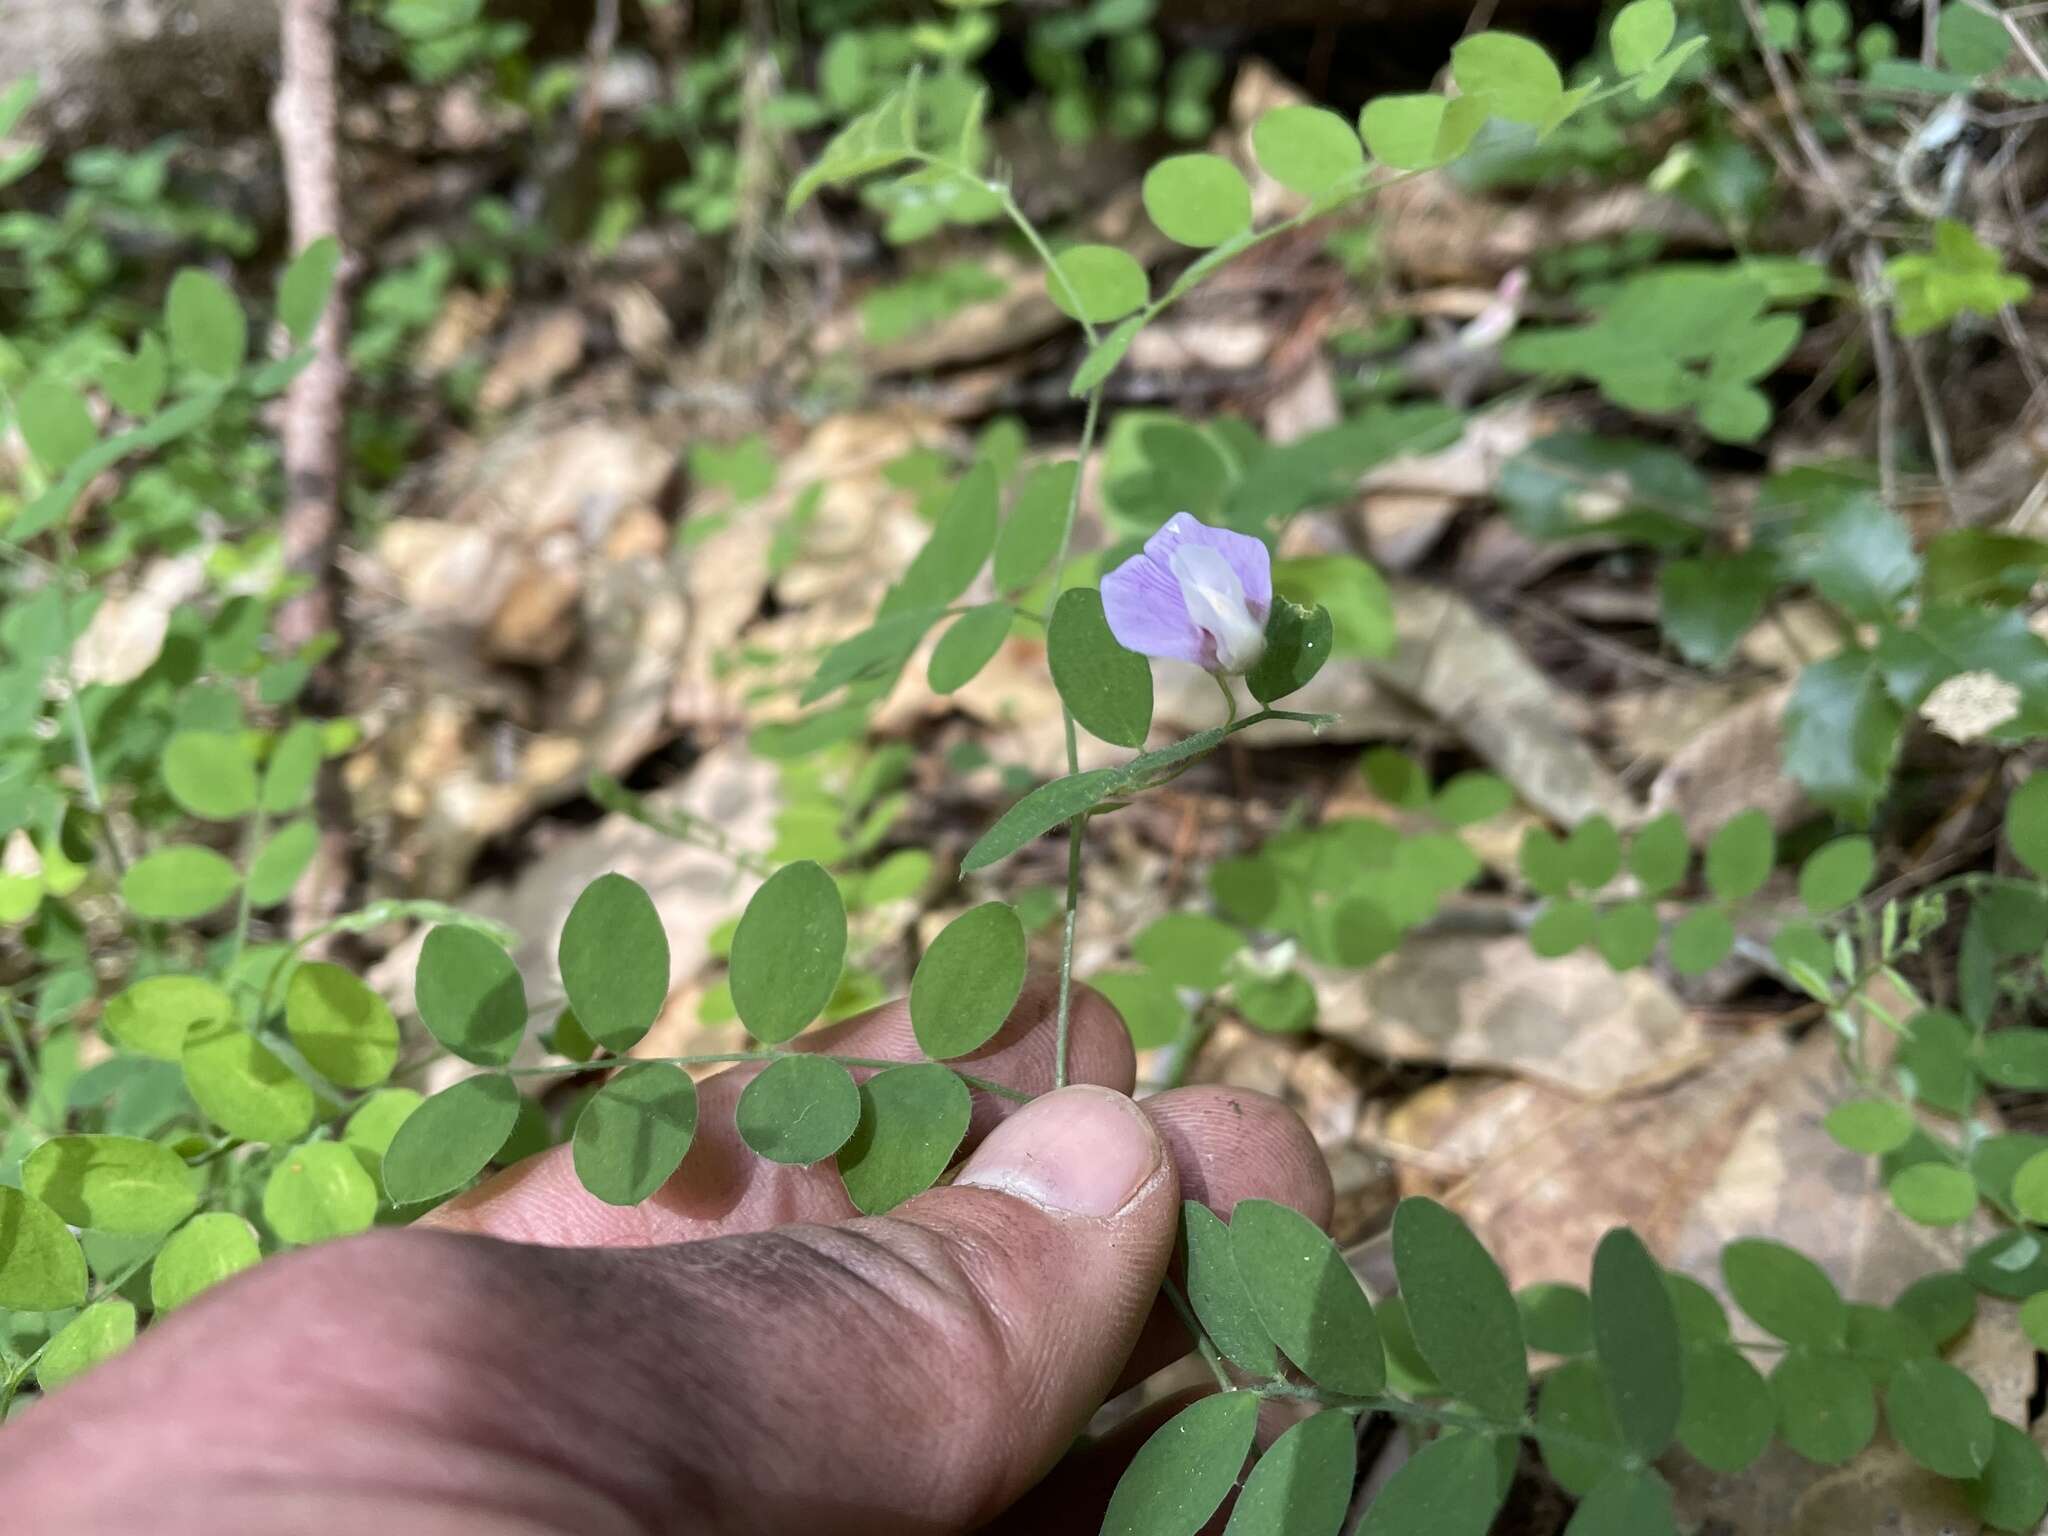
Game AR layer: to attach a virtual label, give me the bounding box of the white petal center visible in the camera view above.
[1169,542,1266,674]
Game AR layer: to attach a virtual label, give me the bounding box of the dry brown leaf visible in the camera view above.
[1371,582,1639,827]
[476,308,586,415]
[69,554,207,687]
[1376,175,1723,287]
[1602,680,1773,768]
[1311,932,1706,1099]
[674,410,953,731]
[1648,681,1807,841]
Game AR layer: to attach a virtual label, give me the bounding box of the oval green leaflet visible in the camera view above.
[1627,810,1690,894]
[1450,30,1566,125]
[1722,1236,1846,1347]
[1967,1420,2048,1532]
[572,1063,699,1206]
[248,818,320,905]
[1589,1227,1683,1459]
[1091,968,1188,1050]
[885,459,999,615]
[264,1140,379,1243]
[182,1018,317,1144]
[166,267,248,378]
[1771,1349,1876,1464]
[1822,1098,1914,1154]
[993,460,1077,595]
[150,1212,262,1311]
[1391,1195,1527,1419]
[277,235,343,344]
[1182,1201,1277,1375]
[1518,1281,1594,1356]
[1358,92,1485,170]
[1890,1163,1979,1226]
[837,1063,971,1215]
[121,845,241,922]
[1048,586,1153,748]
[1563,1470,1676,1536]
[736,1054,863,1165]
[1046,243,1148,325]
[0,1185,88,1310]
[17,377,95,472]
[1246,598,1333,705]
[161,729,259,821]
[1537,1357,1628,1496]
[1676,1342,1775,1474]
[1799,835,1875,914]
[731,861,847,1045]
[343,1087,423,1187]
[1222,1408,1355,1536]
[262,719,326,814]
[36,1299,137,1392]
[1611,0,1677,72]
[101,974,234,1061]
[1250,105,1365,197]
[1668,906,1735,975]
[1887,1357,1995,1479]
[927,602,1013,694]
[963,767,1120,873]
[2006,774,2048,877]
[381,1073,521,1205]
[1102,1390,1259,1536]
[286,961,400,1089]
[1705,808,1775,902]
[1233,1197,1383,1395]
[559,873,671,1054]
[415,923,528,1066]
[1132,912,1244,991]
[23,1134,199,1235]
[910,902,1027,1060]
[1353,1432,1504,1536]
[1142,153,1253,247]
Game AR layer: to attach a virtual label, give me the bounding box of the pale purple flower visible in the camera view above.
[1101,513,1273,675]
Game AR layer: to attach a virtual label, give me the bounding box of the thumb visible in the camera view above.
[694,1083,1180,1533]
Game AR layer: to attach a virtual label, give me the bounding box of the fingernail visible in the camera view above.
[954,1085,1161,1218]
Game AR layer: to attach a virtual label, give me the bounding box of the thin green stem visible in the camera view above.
[1046,386,1104,1092]
[589,775,774,879]
[500,1050,1033,1104]
[226,809,269,975]
[1054,818,1085,1091]
[1258,1381,1634,1463]
[1213,672,1239,726]
[1161,1002,1218,1092]
[50,528,128,875]
[184,1135,248,1169]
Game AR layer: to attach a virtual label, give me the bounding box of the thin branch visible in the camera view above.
[576,0,624,140]
[1902,330,1961,509]
[270,0,348,657]
[1856,243,1903,510]
[1735,0,1859,221]
[271,0,352,935]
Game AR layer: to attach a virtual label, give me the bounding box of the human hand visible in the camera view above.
[3,977,1332,1535]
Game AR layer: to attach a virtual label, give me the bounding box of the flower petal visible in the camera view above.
[1102,546,1211,666]
[1170,542,1266,674]
[1141,513,1273,620]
